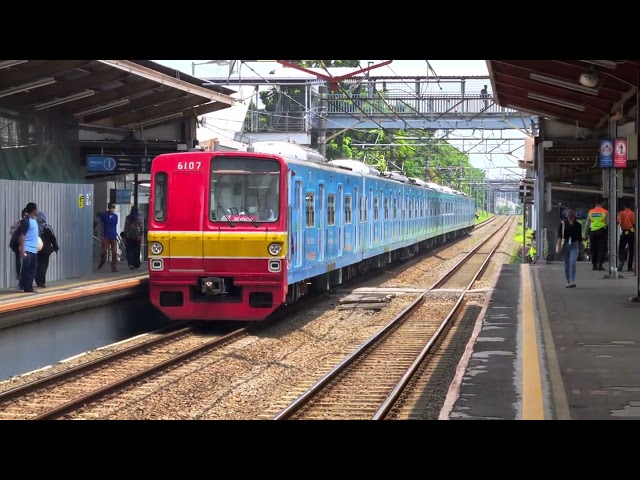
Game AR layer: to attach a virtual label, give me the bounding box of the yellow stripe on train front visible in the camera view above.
[147,231,288,258]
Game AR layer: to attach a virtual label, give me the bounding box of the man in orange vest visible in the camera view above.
[585,197,608,271]
[617,201,636,272]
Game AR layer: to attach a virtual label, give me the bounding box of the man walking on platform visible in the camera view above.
[617,202,636,272]
[585,197,608,271]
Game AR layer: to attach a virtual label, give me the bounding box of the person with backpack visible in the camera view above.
[123,206,143,270]
[9,209,28,289]
[16,202,40,293]
[35,212,59,288]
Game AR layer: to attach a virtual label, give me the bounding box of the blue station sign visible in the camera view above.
[86,155,154,174]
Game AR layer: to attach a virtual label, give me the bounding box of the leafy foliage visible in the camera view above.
[246,60,489,206]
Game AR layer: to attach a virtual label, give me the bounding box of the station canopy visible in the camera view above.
[0,60,237,129]
[487,60,640,129]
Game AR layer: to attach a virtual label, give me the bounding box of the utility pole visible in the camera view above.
[317,84,328,157]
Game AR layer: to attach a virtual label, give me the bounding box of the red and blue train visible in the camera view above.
[147,141,476,322]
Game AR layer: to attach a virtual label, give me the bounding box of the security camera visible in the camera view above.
[579,71,600,88]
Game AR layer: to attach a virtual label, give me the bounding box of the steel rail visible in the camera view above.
[32,326,250,420]
[372,216,515,419]
[0,322,192,403]
[273,216,513,420]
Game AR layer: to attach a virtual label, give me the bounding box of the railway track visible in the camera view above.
[0,323,251,420]
[273,215,515,420]
[0,216,502,420]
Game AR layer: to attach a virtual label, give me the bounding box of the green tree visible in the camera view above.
[299,60,360,68]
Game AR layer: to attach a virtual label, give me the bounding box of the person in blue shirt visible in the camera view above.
[17,202,39,293]
[98,202,119,272]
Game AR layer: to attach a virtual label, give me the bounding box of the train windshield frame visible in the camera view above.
[209,156,281,223]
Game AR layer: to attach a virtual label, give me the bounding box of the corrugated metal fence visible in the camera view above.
[0,180,94,289]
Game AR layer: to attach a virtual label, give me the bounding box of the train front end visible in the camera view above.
[148,151,288,322]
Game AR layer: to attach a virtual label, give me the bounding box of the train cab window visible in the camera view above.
[210,156,281,222]
[345,195,352,224]
[374,197,379,221]
[306,193,315,227]
[153,172,168,222]
[384,198,389,220]
[327,194,336,226]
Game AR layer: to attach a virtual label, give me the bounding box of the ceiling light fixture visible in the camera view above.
[0,60,28,70]
[527,92,586,111]
[0,77,56,99]
[74,99,130,117]
[137,112,184,128]
[505,104,558,119]
[530,72,599,95]
[580,60,618,69]
[34,90,95,110]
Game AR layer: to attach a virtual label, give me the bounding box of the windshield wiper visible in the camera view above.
[217,204,235,227]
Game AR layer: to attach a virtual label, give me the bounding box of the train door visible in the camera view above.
[400,191,405,239]
[319,183,325,262]
[393,194,398,240]
[354,186,359,253]
[338,185,344,257]
[294,180,303,268]
[170,170,204,260]
[381,190,385,245]
[368,188,373,248]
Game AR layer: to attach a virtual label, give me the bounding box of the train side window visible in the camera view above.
[374,197,379,221]
[153,172,168,222]
[306,193,315,227]
[345,195,352,224]
[393,197,397,220]
[384,197,389,220]
[327,194,336,226]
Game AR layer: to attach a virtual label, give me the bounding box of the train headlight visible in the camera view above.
[150,242,164,255]
[268,243,282,256]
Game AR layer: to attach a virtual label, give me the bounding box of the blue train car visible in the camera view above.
[281,154,476,303]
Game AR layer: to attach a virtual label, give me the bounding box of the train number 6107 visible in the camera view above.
[177,161,202,170]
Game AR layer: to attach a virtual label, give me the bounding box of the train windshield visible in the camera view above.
[209,157,281,223]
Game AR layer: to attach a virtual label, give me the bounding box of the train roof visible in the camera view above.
[245,141,326,164]
[328,159,381,176]
[228,141,466,196]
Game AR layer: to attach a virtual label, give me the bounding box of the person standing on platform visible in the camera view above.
[35,212,59,288]
[556,206,583,288]
[585,197,608,271]
[123,206,143,270]
[617,201,636,272]
[9,208,28,290]
[17,203,39,293]
[98,202,119,272]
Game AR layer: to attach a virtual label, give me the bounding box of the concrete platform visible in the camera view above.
[441,260,640,420]
[0,262,149,330]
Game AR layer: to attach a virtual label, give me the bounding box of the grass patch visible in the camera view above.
[475,210,494,224]
[511,215,534,264]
